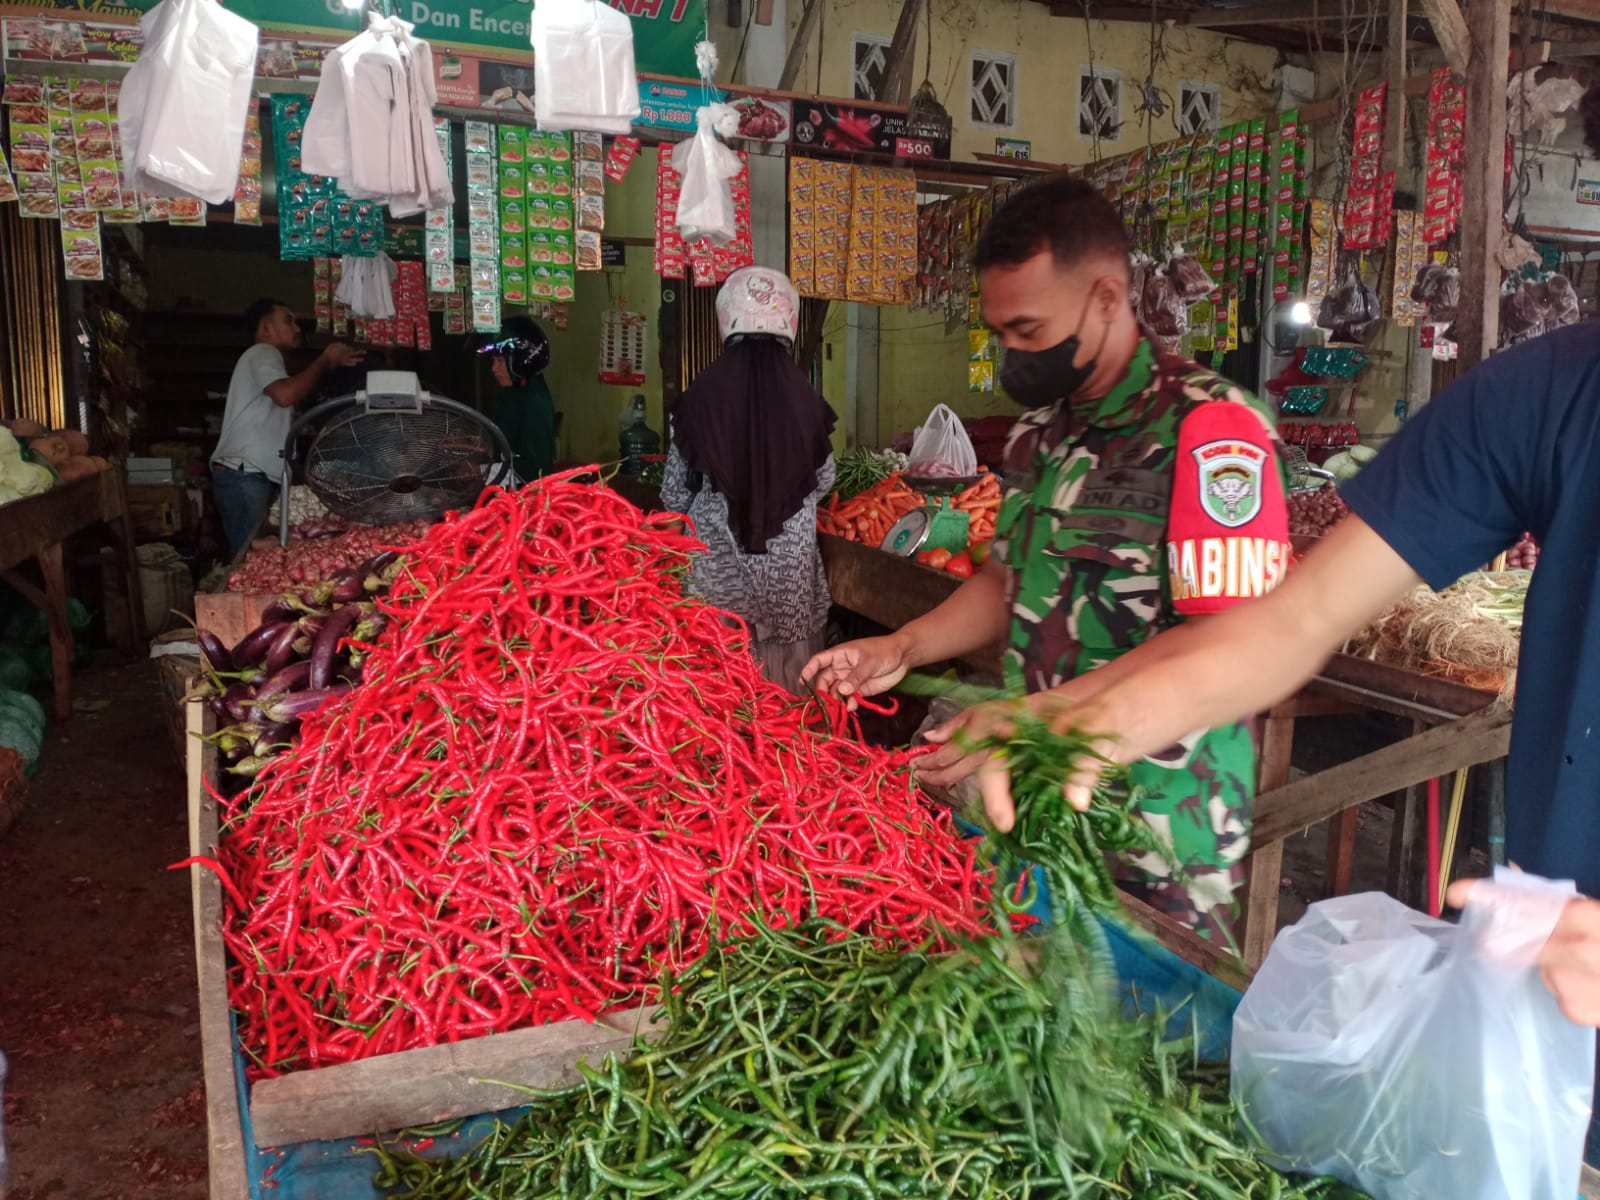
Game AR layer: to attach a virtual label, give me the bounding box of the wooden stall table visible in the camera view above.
[0,469,144,720]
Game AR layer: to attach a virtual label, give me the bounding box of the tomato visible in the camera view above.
[944,551,975,579]
[918,547,952,570]
[969,540,992,567]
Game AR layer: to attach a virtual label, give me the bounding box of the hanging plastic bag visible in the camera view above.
[671,106,742,246]
[1166,247,1214,302]
[120,0,259,204]
[529,0,642,135]
[1500,283,1546,346]
[907,404,978,479]
[1141,268,1187,338]
[1545,272,1581,328]
[1232,870,1595,1200]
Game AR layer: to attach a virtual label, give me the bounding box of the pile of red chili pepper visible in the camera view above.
[210,470,995,1077]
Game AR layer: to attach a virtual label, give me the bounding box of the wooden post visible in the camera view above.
[777,0,823,91]
[1384,0,1410,174]
[879,0,924,106]
[1241,710,1296,969]
[1455,0,1511,367]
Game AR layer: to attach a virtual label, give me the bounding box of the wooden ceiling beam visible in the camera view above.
[1417,0,1471,71]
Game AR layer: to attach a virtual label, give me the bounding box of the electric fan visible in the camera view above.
[277,371,513,544]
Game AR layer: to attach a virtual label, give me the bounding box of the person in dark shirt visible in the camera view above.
[475,317,557,482]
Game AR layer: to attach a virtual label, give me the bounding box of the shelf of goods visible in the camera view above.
[817,531,1508,968]
[0,468,143,719]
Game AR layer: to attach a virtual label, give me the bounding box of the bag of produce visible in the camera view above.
[1166,248,1214,302]
[1500,283,1546,346]
[1141,267,1188,338]
[907,404,977,479]
[1232,872,1595,1200]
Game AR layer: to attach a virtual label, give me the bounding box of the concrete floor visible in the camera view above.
[0,659,206,1199]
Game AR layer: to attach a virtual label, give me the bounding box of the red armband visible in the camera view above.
[1166,402,1292,615]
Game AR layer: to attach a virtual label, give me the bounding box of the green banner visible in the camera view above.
[3,0,702,77]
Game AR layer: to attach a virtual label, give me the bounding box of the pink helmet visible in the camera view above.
[716,266,800,344]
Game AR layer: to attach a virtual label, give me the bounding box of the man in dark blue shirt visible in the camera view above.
[963,323,1600,1167]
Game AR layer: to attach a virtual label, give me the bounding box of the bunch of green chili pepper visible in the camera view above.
[370,917,1359,1198]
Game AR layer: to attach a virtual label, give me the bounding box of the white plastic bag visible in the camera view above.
[529,0,642,135]
[1232,871,1595,1200]
[907,404,978,478]
[120,0,259,204]
[670,108,741,246]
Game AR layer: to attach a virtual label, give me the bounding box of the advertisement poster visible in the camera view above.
[791,103,949,161]
[2,0,704,78]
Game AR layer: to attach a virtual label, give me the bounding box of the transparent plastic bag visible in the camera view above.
[907,404,977,478]
[1166,249,1214,302]
[529,0,641,134]
[120,0,260,204]
[1141,268,1188,337]
[1232,870,1595,1200]
[670,108,741,246]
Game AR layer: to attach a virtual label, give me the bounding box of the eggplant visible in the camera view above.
[206,696,227,721]
[256,660,312,701]
[333,660,363,687]
[231,621,290,669]
[310,606,363,690]
[363,551,402,592]
[226,755,270,778]
[292,635,314,658]
[256,685,351,726]
[222,683,257,724]
[329,567,366,605]
[196,630,233,675]
[264,621,302,674]
[351,615,388,643]
[251,724,296,758]
[260,598,298,624]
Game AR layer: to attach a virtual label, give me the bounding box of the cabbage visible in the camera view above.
[8,461,54,497]
[0,714,42,765]
[1324,444,1376,483]
[1348,444,1377,465]
[0,689,45,733]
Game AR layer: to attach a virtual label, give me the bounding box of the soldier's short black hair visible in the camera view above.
[973,175,1130,276]
[244,297,286,340]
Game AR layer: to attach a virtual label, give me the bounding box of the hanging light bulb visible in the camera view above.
[1290,300,1312,326]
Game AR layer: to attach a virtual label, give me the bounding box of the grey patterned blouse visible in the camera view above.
[660,445,835,645]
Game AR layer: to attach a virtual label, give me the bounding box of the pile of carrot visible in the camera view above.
[953,472,1000,543]
[816,474,926,546]
[817,471,1002,549]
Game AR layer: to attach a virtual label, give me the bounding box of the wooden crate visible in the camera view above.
[185,709,667,1183]
[193,589,276,651]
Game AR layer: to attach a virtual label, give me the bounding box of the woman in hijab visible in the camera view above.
[661,267,837,694]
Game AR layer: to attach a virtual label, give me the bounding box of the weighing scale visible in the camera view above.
[880,474,981,558]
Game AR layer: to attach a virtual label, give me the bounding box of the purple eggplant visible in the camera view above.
[196,630,233,674]
[264,621,302,674]
[222,683,257,724]
[260,598,298,625]
[251,724,296,757]
[206,696,227,721]
[226,755,270,778]
[255,685,351,726]
[256,660,312,701]
[329,567,366,605]
[231,621,290,669]
[310,606,362,690]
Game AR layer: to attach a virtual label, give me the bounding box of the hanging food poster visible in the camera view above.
[574,130,605,273]
[234,98,263,226]
[465,121,501,332]
[426,116,455,294]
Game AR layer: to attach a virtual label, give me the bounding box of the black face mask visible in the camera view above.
[998,294,1100,409]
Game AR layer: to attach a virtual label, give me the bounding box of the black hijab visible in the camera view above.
[671,336,836,555]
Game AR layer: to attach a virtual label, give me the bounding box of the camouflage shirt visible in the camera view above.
[994,337,1291,939]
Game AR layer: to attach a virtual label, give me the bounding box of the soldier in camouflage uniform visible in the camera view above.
[803,177,1291,942]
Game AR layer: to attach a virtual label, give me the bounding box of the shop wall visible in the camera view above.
[876,307,1011,443]
[772,0,1280,167]
[541,150,665,467]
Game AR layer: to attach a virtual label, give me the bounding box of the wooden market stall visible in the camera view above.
[0,468,144,720]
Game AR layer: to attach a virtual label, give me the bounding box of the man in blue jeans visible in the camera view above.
[211,299,363,557]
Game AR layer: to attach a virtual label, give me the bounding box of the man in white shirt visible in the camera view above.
[211,299,363,556]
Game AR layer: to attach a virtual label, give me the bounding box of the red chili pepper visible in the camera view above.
[212,471,1004,1080]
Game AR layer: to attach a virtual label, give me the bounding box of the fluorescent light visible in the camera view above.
[341,0,363,10]
[1290,300,1312,325]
